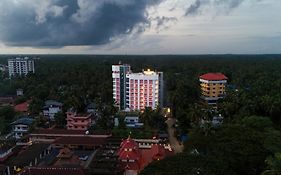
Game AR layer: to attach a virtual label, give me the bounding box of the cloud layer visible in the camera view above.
[0,0,258,47]
[185,0,245,16]
[0,0,161,46]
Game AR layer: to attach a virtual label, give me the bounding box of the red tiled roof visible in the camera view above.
[123,162,140,171]
[119,149,141,161]
[151,144,165,160]
[53,136,106,146]
[14,101,29,112]
[140,144,174,170]
[120,138,138,149]
[22,167,86,175]
[199,73,228,81]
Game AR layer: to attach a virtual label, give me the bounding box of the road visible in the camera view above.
[166,118,184,153]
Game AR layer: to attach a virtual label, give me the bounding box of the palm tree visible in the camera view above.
[262,153,281,175]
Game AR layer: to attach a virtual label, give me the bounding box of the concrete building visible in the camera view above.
[29,129,110,143]
[66,111,92,131]
[112,63,131,110]
[43,100,62,121]
[16,89,24,96]
[112,63,164,111]
[8,57,35,77]
[124,116,144,128]
[11,117,34,139]
[199,73,228,105]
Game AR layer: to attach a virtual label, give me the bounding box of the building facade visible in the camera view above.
[112,64,164,111]
[112,64,131,110]
[43,100,62,121]
[199,73,228,105]
[11,117,34,139]
[8,57,35,77]
[66,111,92,131]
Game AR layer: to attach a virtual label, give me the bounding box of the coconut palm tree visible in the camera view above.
[262,153,281,175]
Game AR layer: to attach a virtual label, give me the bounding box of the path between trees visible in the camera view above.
[166,118,184,153]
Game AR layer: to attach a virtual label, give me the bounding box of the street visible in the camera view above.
[166,118,184,153]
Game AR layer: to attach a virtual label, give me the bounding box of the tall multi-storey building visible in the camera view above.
[112,63,131,110]
[8,57,35,77]
[112,64,164,111]
[199,73,228,105]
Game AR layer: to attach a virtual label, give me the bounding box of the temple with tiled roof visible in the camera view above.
[118,137,174,174]
[118,137,142,174]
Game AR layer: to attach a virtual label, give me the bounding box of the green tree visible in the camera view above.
[54,111,66,128]
[262,153,281,175]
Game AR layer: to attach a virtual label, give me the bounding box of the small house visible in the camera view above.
[43,100,62,120]
[11,117,34,139]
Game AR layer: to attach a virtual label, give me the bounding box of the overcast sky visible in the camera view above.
[0,0,280,54]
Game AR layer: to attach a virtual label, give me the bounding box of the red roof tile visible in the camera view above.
[53,136,106,146]
[119,149,141,161]
[199,73,228,81]
[120,138,138,150]
[151,144,165,160]
[22,167,86,175]
[14,101,29,112]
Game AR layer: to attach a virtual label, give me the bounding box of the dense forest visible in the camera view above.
[1,54,281,174]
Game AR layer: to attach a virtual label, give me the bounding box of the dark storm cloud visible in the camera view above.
[185,0,206,16]
[185,0,245,16]
[0,0,162,47]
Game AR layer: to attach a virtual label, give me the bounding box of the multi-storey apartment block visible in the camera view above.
[199,73,228,105]
[8,57,35,77]
[112,64,131,110]
[112,63,163,111]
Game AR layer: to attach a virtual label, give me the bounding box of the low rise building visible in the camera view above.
[11,117,34,139]
[86,103,98,114]
[6,144,51,174]
[16,89,24,96]
[124,116,144,128]
[43,100,62,120]
[66,111,92,131]
[52,136,107,150]
[118,137,173,174]
[29,129,110,143]
[21,167,86,175]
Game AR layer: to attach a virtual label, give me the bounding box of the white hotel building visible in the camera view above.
[112,64,163,111]
[8,57,35,77]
